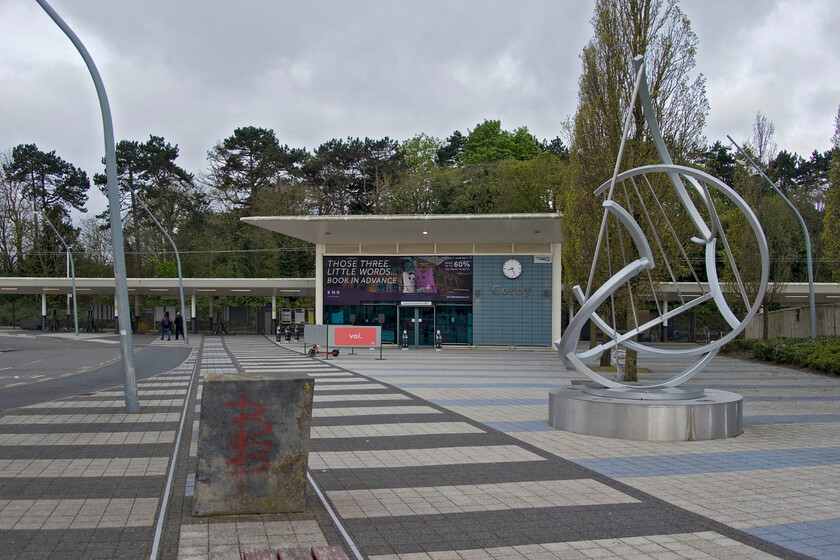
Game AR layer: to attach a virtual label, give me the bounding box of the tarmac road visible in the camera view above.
[0,332,192,411]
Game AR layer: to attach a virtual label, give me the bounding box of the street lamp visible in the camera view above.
[36,0,139,411]
[130,187,188,345]
[728,135,817,339]
[42,213,79,336]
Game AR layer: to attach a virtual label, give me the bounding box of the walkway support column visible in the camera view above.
[191,294,196,334]
[271,295,277,334]
[551,242,563,346]
[315,244,324,325]
[41,293,47,331]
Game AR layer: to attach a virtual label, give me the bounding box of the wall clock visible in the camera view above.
[503,259,522,279]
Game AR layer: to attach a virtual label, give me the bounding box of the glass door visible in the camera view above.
[398,305,435,346]
[417,306,435,346]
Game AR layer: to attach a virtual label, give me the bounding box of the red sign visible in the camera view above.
[333,326,378,346]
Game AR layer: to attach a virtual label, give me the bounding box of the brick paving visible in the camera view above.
[1,333,837,559]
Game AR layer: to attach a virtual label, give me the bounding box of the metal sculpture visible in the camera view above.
[556,56,769,392]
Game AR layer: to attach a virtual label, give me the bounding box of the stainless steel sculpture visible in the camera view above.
[556,56,770,395]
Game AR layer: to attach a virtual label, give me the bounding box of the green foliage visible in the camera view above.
[564,0,709,292]
[436,131,464,167]
[458,120,541,165]
[822,107,840,281]
[150,255,178,278]
[2,144,90,276]
[0,294,39,327]
[206,126,305,215]
[5,143,90,219]
[721,336,840,376]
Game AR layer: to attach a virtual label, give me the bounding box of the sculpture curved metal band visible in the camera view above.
[556,56,770,390]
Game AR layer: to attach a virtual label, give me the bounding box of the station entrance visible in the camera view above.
[342,301,472,347]
[398,304,435,347]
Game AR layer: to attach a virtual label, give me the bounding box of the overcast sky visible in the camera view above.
[1,0,838,218]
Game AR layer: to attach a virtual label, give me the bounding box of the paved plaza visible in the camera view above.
[0,332,837,559]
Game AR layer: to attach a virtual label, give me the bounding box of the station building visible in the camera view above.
[7,213,834,344]
[243,214,564,347]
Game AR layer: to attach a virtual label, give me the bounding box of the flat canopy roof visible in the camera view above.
[2,278,837,305]
[0,277,315,298]
[241,213,564,245]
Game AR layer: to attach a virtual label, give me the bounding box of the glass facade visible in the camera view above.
[325,302,472,346]
[323,254,553,347]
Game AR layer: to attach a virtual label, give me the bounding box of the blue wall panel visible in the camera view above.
[472,255,553,346]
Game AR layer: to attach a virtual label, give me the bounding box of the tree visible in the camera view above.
[822,105,840,281]
[564,0,709,377]
[436,131,464,167]
[76,216,112,276]
[206,126,305,215]
[352,137,403,214]
[540,137,571,161]
[2,144,89,275]
[305,138,355,215]
[458,120,541,165]
[750,110,777,166]
[729,116,801,340]
[382,133,444,214]
[0,149,33,274]
[4,144,89,219]
[95,135,204,277]
[205,127,303,276]
[699,141,737,186]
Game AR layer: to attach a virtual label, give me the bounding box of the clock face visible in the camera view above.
[503,259,522,279]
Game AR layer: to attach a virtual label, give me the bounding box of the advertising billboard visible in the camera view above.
[331,325,381,347]
[324,256,472,306]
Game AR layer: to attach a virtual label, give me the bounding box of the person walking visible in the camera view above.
[161,312,171,341]
[174,311,185,340]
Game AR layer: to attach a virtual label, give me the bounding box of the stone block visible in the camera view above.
[277,549,311,560]
[193,372,314,516]
[243,550,277,560]
[311,546,349,560]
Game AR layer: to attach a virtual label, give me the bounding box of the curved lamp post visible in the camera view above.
[728,136,817,339]
[131,188,188,345]
[36,0,139,411]
[42,214,79,336]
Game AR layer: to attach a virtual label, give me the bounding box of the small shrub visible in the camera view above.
[722,336,840,376]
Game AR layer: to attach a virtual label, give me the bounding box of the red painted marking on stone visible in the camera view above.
[225,394,273,483]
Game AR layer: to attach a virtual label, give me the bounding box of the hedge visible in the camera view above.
[721,337,840,376]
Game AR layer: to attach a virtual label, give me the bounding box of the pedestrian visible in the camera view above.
[174,311,185,340]
[161,312,171,341]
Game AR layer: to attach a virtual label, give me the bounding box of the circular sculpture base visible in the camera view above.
[583,385,706,400]
[548,386,742,441]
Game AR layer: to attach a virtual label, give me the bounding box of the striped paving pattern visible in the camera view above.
[344,345,839,560]
[0,348,197,559]
[177,337,333,560]
[214,337,801,560]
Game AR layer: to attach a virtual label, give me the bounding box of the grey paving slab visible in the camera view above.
[2,333,836,559]
[260,339,819,559]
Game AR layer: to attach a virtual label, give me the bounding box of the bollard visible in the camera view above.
[193,372,314,516]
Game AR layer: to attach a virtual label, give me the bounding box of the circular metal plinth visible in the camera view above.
[548,386,742,441]
[583,385,706,400]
